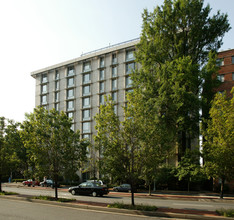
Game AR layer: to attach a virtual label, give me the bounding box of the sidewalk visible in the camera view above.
[2,182,234,220]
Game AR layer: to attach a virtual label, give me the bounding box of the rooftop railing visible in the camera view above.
[81,38,140,57]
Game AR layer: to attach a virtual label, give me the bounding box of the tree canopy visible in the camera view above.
[202,90,234,198]
[20,107,88,199]
[133,0,230,158]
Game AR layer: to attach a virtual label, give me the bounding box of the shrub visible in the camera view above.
[0,191,18,195]
[216,209,234,217]
[12,179,25,183]
[32,195,75,202]
[108,202,157,212]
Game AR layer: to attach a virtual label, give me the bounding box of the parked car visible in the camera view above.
[40,179,59,188]
[22,179,39,187]
[68,181,109,197]
[113,184,131,192]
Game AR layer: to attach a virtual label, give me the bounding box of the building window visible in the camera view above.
[41,84,47,94]
[100,94,104,105]
[126,50,135,61]
[41,95,47,104]
[82,122,90,133]
[83,85,90,96]
[114,105,117,114]
[55,92,59,102]
[112,66,117,77]
[67,66,75,76]
[126,76,132,88]
[83,97,90,108]
[83,109,90,120]
[126,63,135,74]
[216,58,224,66]
[112,92,117,102]
[67,89,74,99]
[112,79,117,90]
[71,124,75,131]
[83,134,90,139]
[41,74,48,83]
[232,56,234,64]
[67,77,74,88]
[67,112,74,119]
[99,69,105,80]
[54,103,59,111]
[232,72,234,80]
[83,61,91,72]
[100,57,104,67]
[112,53,117,64]
[55,70,59,80]
[218,74,225,82]
[99,81,104,93]
[55,81,59,90]
[83,73,91,84]
[67,100,74,111]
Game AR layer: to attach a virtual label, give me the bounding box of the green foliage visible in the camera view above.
[175,148,203,191]
[0,117,27,191]
[108,202,157,212]
[94,96,144,205]
[0,191,18,195]
[216,209,234,217]
[202,90,234,198]
[32,195,75,202]
[134,0,230,159]
[20,107,88,199]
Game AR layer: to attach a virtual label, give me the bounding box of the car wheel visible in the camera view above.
[71,190,76,195]
[92,191,97,197]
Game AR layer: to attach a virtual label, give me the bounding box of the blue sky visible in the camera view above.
[0,0,233,122]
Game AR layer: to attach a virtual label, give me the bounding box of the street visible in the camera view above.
[0,199,178,220]
[2,185,234,212]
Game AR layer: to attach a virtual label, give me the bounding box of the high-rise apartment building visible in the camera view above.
[31,39,139,143]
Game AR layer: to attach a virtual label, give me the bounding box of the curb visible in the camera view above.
[1,194,233,220]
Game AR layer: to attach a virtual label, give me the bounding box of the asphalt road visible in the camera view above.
[0,199,178,220]
[3,185,234,212]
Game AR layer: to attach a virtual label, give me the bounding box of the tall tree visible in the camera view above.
[202,90,234,199]
[4,120,28,179]
[134,0,230,158]
[21,107,88,199]
[0,118,22,192]
[94,96,143,206]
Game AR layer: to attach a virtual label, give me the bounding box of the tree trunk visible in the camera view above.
[130,183,135,206]
[149,184,151,196]
[54,174,58,200]
[0,174,2,192]
[220,178,225,199]
[131,190,135,206]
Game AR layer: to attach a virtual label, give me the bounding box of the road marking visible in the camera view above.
[173,203,212,207]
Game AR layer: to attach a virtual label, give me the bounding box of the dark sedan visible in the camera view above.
[113,184,131,192]
[68,182,109,197]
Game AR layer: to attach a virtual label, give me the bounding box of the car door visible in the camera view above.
[78,182,87,195]
[86,182,93,195]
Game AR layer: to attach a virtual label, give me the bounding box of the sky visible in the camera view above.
[0,0,234,122]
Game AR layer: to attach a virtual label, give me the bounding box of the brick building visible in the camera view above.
[216,49,234,96]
